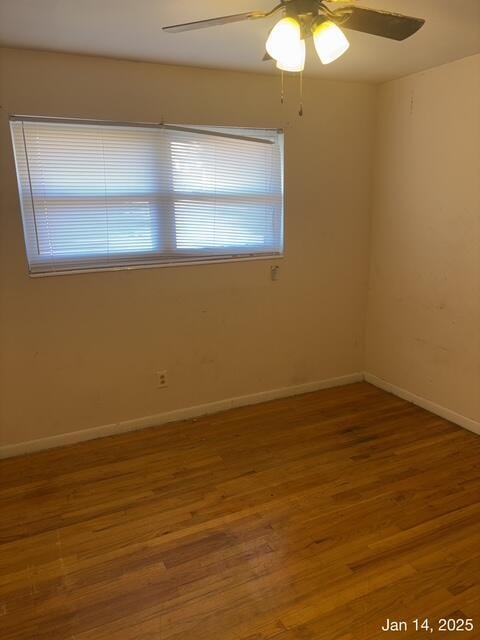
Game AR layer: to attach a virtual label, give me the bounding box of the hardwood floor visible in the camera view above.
[1,382,479,639]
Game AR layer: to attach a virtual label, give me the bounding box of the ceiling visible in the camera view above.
[0,0,479,82]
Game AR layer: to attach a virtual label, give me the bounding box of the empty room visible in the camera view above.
[0,0,479,637]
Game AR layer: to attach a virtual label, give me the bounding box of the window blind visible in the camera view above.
[10,118,284,275]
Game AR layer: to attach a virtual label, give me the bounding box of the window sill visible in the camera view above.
[28,253,285,278]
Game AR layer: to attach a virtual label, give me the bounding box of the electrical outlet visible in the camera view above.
[156,370,168,389]
[271,265,280,282]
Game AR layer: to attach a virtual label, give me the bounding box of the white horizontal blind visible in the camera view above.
[10,118,284,275]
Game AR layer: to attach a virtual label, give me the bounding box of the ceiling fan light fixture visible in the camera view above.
[265,16,301,61]
[313,21,350,65]
[275,38,306,73]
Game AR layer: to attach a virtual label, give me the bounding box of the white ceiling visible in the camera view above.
[0,0,479,82]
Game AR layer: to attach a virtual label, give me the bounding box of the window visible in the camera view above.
[10,117,284,275]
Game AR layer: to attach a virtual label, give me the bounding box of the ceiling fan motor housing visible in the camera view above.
[284,0,319,17]
[284,0,332,37]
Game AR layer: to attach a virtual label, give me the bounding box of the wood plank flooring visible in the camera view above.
[0,382,479,639]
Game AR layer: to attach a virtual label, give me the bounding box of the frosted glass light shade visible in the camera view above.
[275,39,306,73]
[266,17,302,61]
[313,21,350,65]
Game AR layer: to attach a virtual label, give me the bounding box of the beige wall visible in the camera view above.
[0,48,376,447]
[366,54,480,423]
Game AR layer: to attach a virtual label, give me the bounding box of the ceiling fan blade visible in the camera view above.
[338,6,425,41]
[163,11,268,33]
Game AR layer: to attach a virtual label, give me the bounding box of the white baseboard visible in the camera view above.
[0,372,363,459]
[364,372,480,437]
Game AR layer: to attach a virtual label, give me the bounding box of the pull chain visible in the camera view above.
[299,71,304,117]
[281,71,285,105]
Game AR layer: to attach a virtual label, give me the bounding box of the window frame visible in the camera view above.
[10,116,285,277]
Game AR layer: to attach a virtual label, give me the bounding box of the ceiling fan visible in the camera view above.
[163,0,426,72]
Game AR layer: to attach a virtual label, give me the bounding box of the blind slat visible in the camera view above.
[10,118,284,275]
